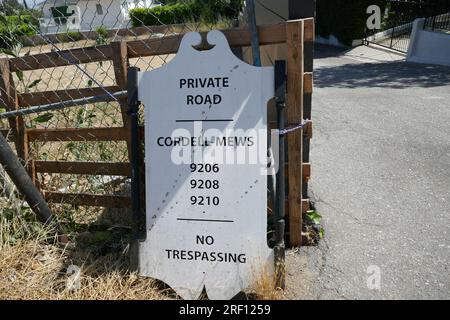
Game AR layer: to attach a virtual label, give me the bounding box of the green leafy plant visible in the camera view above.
[306,210,322,225]
[306,210,324,240]
[319,228,325,239]
[33,112,54,123]
[95,26,109,45]
[0,14,37,49]
[67,30,83,41]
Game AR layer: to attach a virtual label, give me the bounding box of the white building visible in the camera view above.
[37,0,161,34]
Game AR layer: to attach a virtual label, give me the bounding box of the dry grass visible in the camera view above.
[0,201,283,300]
[0,200,169,300]
[0,239,169,299]
[1,19,283,300]
[246,264,284,300]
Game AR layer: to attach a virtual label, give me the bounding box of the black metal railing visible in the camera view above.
[424,8,450,33]
[364,0,450,53]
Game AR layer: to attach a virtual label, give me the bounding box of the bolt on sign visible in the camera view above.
[135,31,274,300]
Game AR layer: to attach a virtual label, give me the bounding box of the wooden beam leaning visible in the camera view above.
[286,19,305,247]
[111,41,133,161]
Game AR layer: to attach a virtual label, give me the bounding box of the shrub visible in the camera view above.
[129,0,243,27]
[95,26,108,38]
[0,14,37,49]
[95,26,109,45]
[316,0,387,46]
[130,3,197,27]
[192,0,243,23]
[67,30,83,41]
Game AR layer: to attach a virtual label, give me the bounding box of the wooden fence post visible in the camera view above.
[286,19,304,247]
[111,41,133,161]
[0,58,28,164]
[290,2,315,204]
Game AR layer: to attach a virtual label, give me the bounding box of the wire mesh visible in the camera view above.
[0,0,284,222]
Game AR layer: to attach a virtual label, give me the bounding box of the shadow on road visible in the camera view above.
[314,44,348,59]
[314,60,450,89]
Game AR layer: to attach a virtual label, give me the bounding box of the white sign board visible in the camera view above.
[137,31,274,300]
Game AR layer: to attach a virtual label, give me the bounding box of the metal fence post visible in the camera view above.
[274,60,287,289]
[127,66,143,239]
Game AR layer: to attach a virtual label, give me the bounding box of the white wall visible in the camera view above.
[407,18,450,67]
[78,0,127,31]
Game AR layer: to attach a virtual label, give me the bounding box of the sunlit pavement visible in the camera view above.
[285,44,450,300]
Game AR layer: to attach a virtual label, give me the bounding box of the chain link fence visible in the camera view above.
[1,0,291,224]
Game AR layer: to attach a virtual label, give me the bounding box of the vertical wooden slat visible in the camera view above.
[111,41,133,161]
[0,59,28,163]
[301,18,314,200]
[286,20,304,247]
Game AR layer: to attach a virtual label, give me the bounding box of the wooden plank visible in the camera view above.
[27,127,130,142]
[303,72,313,94]
[302,198,310,214]
[9,45,112,72]
[10,23,291,72]
[286,19,304,247]
[111,41,133,161]
[303,18,315,42]
[304,121,312,139]
[303,163,311,182]
[282,163,310,183]
[127,23,288,58]
[35,161,131,176]
[44,191,132,208]
[29,159,40,189]
[0,58,27,161]
[111,42,129,89]
[284,198,310,216]
[19,24,180,46]
[18,86,121,107]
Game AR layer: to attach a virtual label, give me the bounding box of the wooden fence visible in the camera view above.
[0,19,314,246]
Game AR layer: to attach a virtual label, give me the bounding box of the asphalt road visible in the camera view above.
[285,45,450,299]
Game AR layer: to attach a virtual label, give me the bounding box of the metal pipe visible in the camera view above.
[0,132,53,224]
[274,60,286,289]
[245,0,262,67]
[0,90,127,120]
